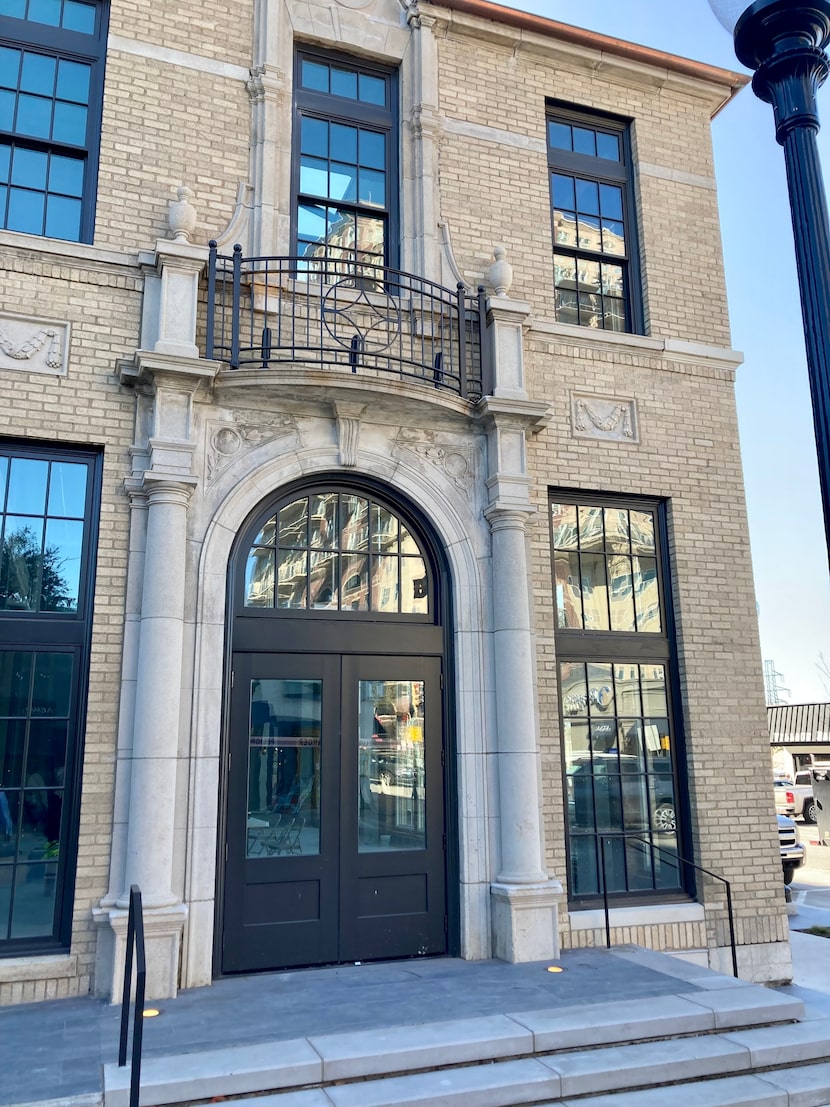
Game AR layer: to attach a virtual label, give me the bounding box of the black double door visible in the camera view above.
[222,651,446,973]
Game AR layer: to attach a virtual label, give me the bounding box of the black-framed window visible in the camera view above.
[547,105,640,333]
[0,0,108,243]
[550,495,684,905]
[244,489,430,616]
[293,49,397,273]
[0,440,101,953]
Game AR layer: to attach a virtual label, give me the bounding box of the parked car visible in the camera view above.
[774,779,796,817]
[778,813,806,885]
[789,766,830,824]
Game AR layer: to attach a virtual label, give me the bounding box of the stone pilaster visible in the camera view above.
[95,214,218,1001]
[479,290,561,962]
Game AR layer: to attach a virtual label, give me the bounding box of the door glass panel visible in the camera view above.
[246,679,321,859]
[357,679,425,852]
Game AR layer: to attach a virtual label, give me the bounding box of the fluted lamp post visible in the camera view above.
[710,0,830,563]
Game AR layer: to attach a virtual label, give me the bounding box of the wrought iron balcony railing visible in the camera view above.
[206,244,489,400]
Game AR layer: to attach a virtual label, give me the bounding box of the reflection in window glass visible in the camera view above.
[246,679,322,859]
[295,53,393,266]
[0,452,88,613]
[0,650,73,941]
[550,501,661,635]
[245,491,429,615]
[562,658,678,900]
[357,679,425,852]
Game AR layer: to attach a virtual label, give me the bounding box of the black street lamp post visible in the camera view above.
[711,0,830,562]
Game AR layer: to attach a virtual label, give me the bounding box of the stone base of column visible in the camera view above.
[92,902,188,1002]
[490,880,564,963]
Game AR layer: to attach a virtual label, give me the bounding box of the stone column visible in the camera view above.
[93,191,218,1000]
[480,282,563,962]
[119,475,194,909]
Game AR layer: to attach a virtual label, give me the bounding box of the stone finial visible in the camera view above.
[168,186,197,242]
[488,245,513,297]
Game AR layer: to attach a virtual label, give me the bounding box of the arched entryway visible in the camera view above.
[219,478,452,974]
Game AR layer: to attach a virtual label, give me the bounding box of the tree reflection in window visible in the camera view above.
[0,456,88,614]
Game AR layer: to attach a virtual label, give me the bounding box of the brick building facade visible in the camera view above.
[0,0,788,1005]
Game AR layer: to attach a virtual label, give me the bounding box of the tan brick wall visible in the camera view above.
[0,245,141,1003]
[0,0,785,998]
[108,0,254,65]
[523,332,785,956]
[434,29,732,346]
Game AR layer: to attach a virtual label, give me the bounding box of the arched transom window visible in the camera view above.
[244,490,430,614]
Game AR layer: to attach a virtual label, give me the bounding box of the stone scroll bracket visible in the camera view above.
[332,400,367,467]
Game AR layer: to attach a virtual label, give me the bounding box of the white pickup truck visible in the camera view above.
[781,765,830,824]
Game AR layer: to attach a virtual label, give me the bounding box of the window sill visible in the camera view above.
[0,952,77,983]
[568,900,704,931]
[0,228,141,269]
[530,319,743,370]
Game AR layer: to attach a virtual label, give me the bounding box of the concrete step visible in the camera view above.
[102,985,811,1107]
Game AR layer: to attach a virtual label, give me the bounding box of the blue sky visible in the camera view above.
[495,0,830,703]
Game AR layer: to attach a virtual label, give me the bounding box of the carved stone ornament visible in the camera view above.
[395,430,476,492]
[0,312,69,377]
[571,394,639,444]
[206,410,296,482]
[168,186,197,242]
[333,402,367,468]
[488,245,513,297]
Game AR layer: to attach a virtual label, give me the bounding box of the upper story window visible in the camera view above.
[0,0,107,243]
[547,106,640,334]
[293,50,397,272]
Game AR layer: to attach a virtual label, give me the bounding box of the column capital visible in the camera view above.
[483,502,535,532]
[142,471,198,507]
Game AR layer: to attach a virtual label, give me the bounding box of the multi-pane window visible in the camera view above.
[245,491,429,615]
[547,108,638,333]
[294,51,396,272]
[0,0,107,242]
[0,442,100,953]
[551,495,682,904]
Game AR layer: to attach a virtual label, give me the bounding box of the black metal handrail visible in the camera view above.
[118,885,146,1107]
[599,834,738,978]
[206,243,488,399]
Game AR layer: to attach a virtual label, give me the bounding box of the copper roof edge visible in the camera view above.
[427,0,749,99]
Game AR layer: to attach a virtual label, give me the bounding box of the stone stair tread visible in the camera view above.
[764,1059,830,1105]
[541,1033,752,1097]
[508,994,717,1050]
[557,1072,790,1106]
[324,1057,560,1107]
[678,984,804,1028]
[723,1015,830,1067]
[508,987,803,1052]
[103,1037,321,1107]
[308,1013,533,1080]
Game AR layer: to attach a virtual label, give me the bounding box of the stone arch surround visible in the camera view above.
[180,438,495,988]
